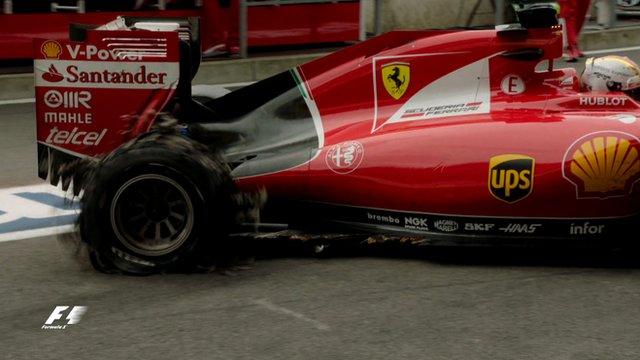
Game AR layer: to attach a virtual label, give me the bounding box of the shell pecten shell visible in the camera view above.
[566,132,640,198]
[41,40,62,60]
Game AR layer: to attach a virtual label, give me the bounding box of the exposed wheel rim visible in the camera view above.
[110,174,195,257]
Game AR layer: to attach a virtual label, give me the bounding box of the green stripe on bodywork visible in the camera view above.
[291,68,309,100]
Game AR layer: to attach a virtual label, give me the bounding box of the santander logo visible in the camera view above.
[41,64,64,83]
[37,63,171,88]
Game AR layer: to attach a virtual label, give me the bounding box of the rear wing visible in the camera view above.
[34,17,199,192]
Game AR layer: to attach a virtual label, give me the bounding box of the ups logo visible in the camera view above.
[488,154,535,203]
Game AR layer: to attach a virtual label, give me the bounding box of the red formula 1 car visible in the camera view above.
[34,5,640,273]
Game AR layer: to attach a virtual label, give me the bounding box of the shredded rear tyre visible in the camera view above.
[79,133,237,275]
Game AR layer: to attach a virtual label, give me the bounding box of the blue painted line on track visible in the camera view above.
[13,192,79,210]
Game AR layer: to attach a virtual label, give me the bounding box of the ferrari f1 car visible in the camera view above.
[34,4,640,273]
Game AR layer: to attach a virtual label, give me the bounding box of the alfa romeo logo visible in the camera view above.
[326,141,364,174]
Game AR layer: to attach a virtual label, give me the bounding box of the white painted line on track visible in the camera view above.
[217,81,254,88]
[583,45,640,56]
[0,98,35,106]
[0,225,75,243]
[252,299,330,331]
[0,183,79,243]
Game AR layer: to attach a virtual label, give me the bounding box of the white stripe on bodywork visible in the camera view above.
[235,68,325,180]
[371,52,466,133]
[386,57,491,124]
[372,52,497,132]
[295,67,325,149]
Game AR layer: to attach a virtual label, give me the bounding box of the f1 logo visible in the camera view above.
[501,75,525,95]
[43,306,87,329]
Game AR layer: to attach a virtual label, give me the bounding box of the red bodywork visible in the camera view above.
[35,31,181,160]
[35,23,640,241]
[237,28,640,222]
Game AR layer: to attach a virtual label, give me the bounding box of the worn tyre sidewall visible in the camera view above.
[80,145,232,274]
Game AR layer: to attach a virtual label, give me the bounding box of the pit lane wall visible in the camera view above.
[361,0,496,31]
[2,24,640,101]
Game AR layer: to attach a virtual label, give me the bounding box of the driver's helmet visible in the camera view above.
[581,56,640,96]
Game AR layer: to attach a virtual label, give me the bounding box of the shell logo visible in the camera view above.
[41,40,62,60]
[563,131,640,199]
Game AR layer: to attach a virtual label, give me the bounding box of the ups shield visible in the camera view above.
[488,154,535,203]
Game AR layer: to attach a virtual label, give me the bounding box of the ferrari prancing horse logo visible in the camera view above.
[382,62,410,100]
